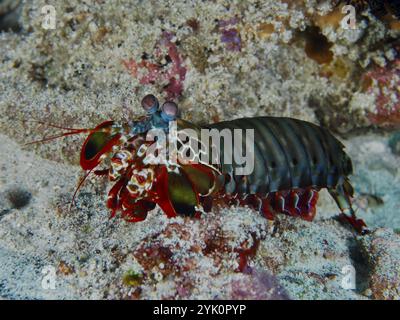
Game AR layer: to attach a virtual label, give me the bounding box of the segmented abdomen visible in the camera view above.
[207,117,353,195]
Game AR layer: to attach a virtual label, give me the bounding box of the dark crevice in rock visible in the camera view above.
[6,187,32,209]
[347,237,371,295]
[0,1,22,33]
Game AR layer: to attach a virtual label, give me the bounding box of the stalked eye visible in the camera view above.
[161,101,178,122]
[141,94,159,114]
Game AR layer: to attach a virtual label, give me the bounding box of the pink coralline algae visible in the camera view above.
[363,59,400,127]
[127,212,266,299]
[229,267,290,300]
[123,33,186,99]
[218,17,242,52]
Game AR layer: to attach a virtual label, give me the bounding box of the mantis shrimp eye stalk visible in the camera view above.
[161,101,179,122]
[141,94,159,114]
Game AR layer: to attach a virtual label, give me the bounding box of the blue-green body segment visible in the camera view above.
[207,117,353,195]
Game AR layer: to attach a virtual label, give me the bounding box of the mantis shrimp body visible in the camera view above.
[208,117,366,233]
[33,95,367,234]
